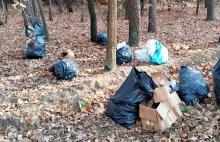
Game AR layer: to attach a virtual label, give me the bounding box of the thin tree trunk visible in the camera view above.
[148,0,157,33]
[196,0,200,15]
[124,0,129,20]
[140,0,146,17]
[37,0,49,40]
[58,0,63,13]
[129,0,141,46]
[205,0,208,8]
[88,0,97,42]
[206,0,215,21]
[65,0,73,12]
[81,1,85,22]
[105,0,117,70]
[48,0,53,21]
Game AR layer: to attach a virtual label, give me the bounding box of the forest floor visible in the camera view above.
[0,2,220,142]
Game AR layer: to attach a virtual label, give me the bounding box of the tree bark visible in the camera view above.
[65,0,73,12]
[196,0,200,15]
[57,0,63,13]
[105,0,117,70]
[206,0,215,21]
[37,0,49,40]
[23,0,41,24]
[128,0,141,46]
[148,0,157,33]
[88,0,97,42]
[48,0,53,21]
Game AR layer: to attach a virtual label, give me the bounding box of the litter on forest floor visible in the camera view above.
[135,39,168,65]
[116,41,133,65]
[96,32,107,46]
[22,22,46,59]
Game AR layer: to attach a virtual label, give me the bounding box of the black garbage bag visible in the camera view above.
[96,32,107,46]
[49,59,79,80]
[178,66,209,105]
[105,67,155,129]
[168,78,179,93]
[213,58,220,106]
[116,45,133,65]
[22,22,46,59]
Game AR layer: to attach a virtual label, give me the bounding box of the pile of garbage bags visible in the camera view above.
[135,39,168,65]
[22,22,46,59]
[105,67,155,129]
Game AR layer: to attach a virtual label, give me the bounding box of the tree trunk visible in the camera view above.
[88,0,97,42]
[23,0,41,24]
[48,0,53,21]
[106,0,117,70]
[124,0,129,20]
[206,0,215,21]
[65,0,73,12]
[57,0,63,13]
[128,0,141,46]
[37,0,49,40]
[140,0,146,17]
[196,0,200,15]
[205,0,208,8]
[148,0,157,33]
[81,1,85,22]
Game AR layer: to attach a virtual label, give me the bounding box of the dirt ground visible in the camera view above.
[0,2,220,142]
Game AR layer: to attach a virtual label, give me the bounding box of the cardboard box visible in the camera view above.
[153,86,170,103]
[166,92,183,117]
[151,72,170,87]
[139,102,177,131]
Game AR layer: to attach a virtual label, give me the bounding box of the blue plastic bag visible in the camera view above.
[116,45,133,65]
[105,67,154,129]
[213,58,220,106]
[22,22,46,59]
[150,40,168,65]
[96,32,107,46]
[49,59,79,80]
[178,66,209,105]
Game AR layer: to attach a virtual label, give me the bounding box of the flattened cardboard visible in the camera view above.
[141,114,166,131]
[151,72,169,87]
[153,86,170,103]
[172,105,183,117]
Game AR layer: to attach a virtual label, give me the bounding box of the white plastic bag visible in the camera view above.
[117,41,127,50]
[145,39,157,56]
[134,48,150,63]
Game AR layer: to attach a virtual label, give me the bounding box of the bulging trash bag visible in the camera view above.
[96,32,107,46]
[116,42,133,65]
[105,67,155,129]
[213,58,220,106]
[22,22,46,59]
[49,59,79,80]
[178,66,209,105]
[150,40,168,65]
